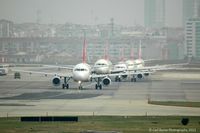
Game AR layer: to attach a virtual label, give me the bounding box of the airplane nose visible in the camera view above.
[73,72,89,81]
[95,67,108,74]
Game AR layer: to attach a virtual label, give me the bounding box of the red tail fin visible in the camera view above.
[104,47,108,60]
[120,47,124,61]
[138,42,142,59]
[82,37,87,63]
[104,40,109,60]
[131,48,134,60]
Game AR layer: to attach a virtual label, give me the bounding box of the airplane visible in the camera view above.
[125,42,144,71]
[93,41,113,74]
[113,43,187,82]
[113,48,129,81]
[12,38,130,90]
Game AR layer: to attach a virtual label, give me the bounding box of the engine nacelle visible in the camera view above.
[102,77,111,86]
[0,68,8,75]
[52,76,61,86]
[122,75,128,79]
[137,73,143,79]
[144,73,149,76]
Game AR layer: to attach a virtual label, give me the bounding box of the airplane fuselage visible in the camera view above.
[125,59,145,71]
[113,61,128,72]
[94,59,112,74]
[125,60,135,71]
[134,59,145,68]
[72,63,91,82]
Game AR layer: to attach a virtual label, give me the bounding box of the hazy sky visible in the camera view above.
[0,0,182,27]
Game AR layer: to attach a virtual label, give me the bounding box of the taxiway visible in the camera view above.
[0,67,200,117]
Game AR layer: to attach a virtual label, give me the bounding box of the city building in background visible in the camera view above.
[184,18,200,59]
[144,0,165,29]
[182,0,200,25]
[0,19,14,37]
[194,0,200,18]
[0,14,186,64]
[184,0,200,59]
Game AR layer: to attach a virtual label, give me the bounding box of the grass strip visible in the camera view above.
[0,116,199,133]
[148,101,200,108]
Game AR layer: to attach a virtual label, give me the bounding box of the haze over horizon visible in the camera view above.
[0,0,182,27]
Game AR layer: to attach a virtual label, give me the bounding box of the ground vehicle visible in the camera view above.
[14,72,21,79]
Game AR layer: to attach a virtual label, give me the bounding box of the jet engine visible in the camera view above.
[144,73,149,76]
[122,75,128,79]
[52,76,61,86]
[137,73,143,79]
[102,77,111,86]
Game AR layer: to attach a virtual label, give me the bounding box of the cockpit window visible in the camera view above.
[97,63,106,66]
[116,66,125,69]
[74,68,88,71]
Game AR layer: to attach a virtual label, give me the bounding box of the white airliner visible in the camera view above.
[93,42,113,74]
[114,43,164,82]
[93,59,112,74]
[113,48,129,81]
[12,38,129,90]
[113,43,186,82]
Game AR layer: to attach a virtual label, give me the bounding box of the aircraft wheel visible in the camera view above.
[66,84,69,89]
[99,84,102,90]
[95,84,98,90]
[115,77,118,82]
[62,84,69,89]
[62,84,65,89]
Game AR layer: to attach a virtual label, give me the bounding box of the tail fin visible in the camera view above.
[104,40,109,60]
[138,41,142,59]
[130,48,134,60]
[120,47,124,61]
[104,47,107,60]
[82,37,87,63]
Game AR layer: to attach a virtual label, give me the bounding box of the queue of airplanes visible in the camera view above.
[11,38,187,90]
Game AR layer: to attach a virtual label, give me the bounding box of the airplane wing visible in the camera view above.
[130,63,189,72]
[43,65,74,70]
[11,69,73,78]
[143,59,161,62]
[91,70,154,79]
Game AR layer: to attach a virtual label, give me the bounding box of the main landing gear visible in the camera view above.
[131,76,137,82]
[115,76,121,82]
[95,77,102,90]
[62,77,71,89]
[95,84,102,90]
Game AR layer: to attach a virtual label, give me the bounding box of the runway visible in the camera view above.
[0,67,200,117]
